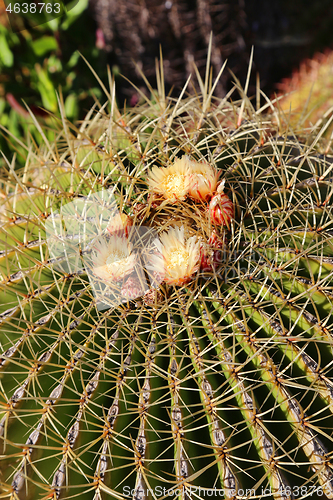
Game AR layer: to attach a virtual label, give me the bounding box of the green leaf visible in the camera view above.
[0,32,13,67]
[60,0,89,30]
[34,64,58,112]
[64,93,78,119]
[48,54,62,72]
[67,51,80,69]
[43,17,60,31]
[0,104,8,126]
[31,36,58,57]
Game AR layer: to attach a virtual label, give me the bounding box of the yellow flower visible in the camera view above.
[147,158,191,201]
[91,236,136,282]
[147,157,219,202]
[148,226,200,286]
[187,160,219,201]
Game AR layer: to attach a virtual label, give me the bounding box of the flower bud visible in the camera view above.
[209,193,234,227]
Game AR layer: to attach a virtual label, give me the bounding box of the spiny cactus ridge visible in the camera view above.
[0,56,333,500]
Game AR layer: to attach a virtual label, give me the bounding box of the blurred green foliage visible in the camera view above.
[0,0,109,168]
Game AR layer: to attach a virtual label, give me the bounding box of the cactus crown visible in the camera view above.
[0,53,333,500]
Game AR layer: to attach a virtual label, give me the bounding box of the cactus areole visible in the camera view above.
[0,56,333,500]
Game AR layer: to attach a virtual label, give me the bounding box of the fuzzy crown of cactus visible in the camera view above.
[0,51,333,500]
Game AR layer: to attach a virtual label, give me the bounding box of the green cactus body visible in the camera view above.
[0,62,333,500]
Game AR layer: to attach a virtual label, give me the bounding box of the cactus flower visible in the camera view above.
[107,213,132,237]
[148,226,200,286]
[147,158,191,202]
[188,160,219,201]
[91,236,136,282]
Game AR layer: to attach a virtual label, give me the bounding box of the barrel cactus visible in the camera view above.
[275,49,333,143]
[1,58,333,500]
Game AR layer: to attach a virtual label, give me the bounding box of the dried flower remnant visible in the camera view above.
[188,160,219,201]
[149,226,200,286]
[147,158,191,202]
[121,276,144,300]
[200,230,226,272]
[143,288,164,307]
[91,236,136,282]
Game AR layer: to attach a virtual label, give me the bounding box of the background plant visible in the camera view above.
[0,0,108,169]
[89,0,333,102]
